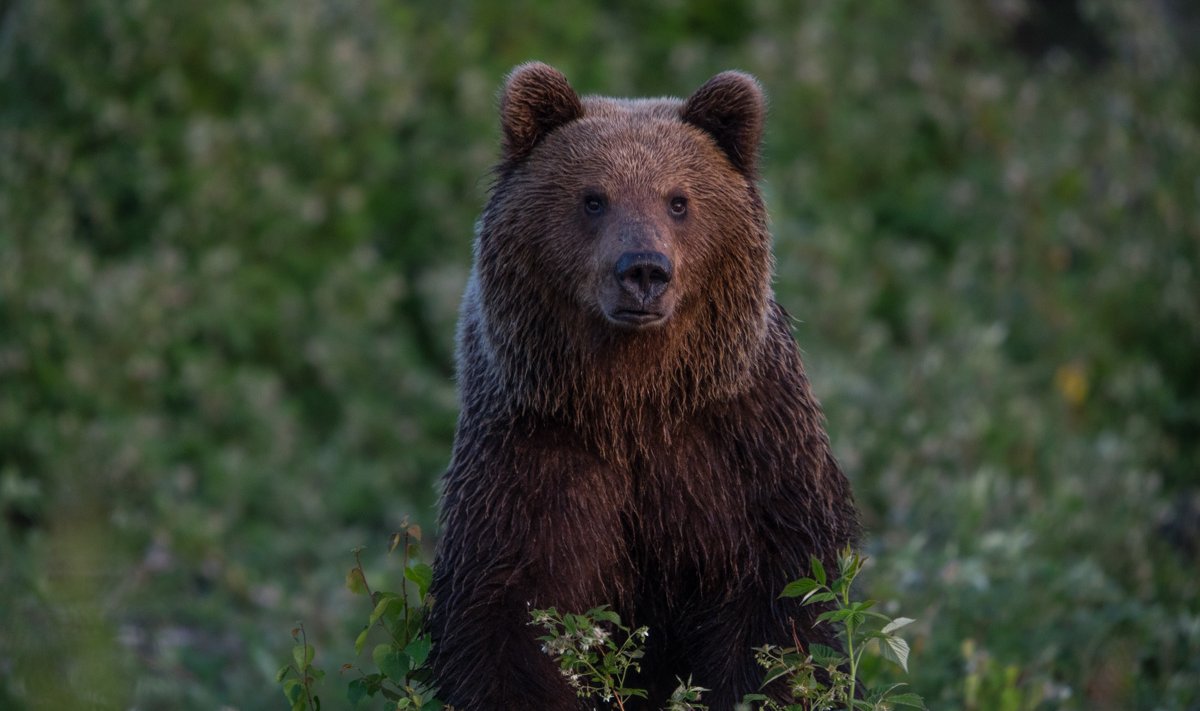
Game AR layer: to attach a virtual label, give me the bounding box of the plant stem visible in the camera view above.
[301,624,317,711]
[400,528,411,645]
[843,581,857,711]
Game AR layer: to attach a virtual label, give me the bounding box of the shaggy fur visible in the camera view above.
[428,63,861,710]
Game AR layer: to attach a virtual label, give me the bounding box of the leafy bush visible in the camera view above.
[522,549,924,710]
[278,522,440,711]
[530,606,651,710]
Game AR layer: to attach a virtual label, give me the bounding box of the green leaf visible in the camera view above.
[347,678,369,706]
[804,591,837,606]
[421,698,444,711]
[373,643,410,682]
[354,626,371,656]
[293,643,315,670]
[811,605,849,624]
[405,562,434,599]
[346,567,368,595]
[590,606,621,625]
[880,634,911,673]
[275,664,291,682]
[810,555,826,586]
[809,643,843,666]
[882,617,916,634]
[282,679,305,704]
[888,692,927,708]
[761,665,792,686]
[780,578,820,598]
[405,636,432,668]
[369,595,400,626]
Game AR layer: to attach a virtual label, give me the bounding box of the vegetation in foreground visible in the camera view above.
[280,543,924,711]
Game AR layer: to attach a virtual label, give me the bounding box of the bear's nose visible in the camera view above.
[614,251,672,301]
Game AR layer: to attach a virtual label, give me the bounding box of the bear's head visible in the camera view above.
[470,63,775,432]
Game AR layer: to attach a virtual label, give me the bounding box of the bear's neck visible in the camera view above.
[478,296,771,460]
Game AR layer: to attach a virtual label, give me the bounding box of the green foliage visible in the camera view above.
[281,521,443,711]
[756,549,925,711]
[666,678,710,711]
[2,0,1199,708]
[529,605,651,710]
[530,550,923,711]
[278,624,325,711]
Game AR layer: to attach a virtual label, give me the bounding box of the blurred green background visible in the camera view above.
[1,0,1198,708]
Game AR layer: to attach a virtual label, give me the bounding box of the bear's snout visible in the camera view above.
[614,251,672,300]
[604,250,675,328]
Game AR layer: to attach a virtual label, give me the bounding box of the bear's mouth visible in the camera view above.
[608,309,667,328]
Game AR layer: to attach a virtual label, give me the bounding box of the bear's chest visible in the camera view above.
[625,425,763,575]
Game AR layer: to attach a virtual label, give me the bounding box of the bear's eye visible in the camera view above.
[669,196,688,218]
[583,194,606,216]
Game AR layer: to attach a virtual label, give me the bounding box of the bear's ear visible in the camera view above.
[681,71,765,176]
[499,62,584,164]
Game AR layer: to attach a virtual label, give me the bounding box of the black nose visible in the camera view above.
[614,251,672,301]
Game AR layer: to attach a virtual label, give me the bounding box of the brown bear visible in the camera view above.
[428,63,860,710]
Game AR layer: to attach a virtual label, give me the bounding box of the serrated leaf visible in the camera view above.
[405,562,434,599]
[405,636,432,667]
[780,578,820,598]
[882,617,916,634]
[810,555,826,586]
[809,643,842,666]
[590,606,620,624]
[275,664,291,682]
[355,626,371,656]
[373,644,410,682]
[888,692,926,708]
[761,665,792,686]
[804,591,837,606]
[815,605,848,623]
[880,634,911,673]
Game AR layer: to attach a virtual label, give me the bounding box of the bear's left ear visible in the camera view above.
[499,62,584,164]
[681,71,765,176]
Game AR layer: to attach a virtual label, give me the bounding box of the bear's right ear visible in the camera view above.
[499,62,584,164]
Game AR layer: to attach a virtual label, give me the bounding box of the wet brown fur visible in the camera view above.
[429,63,861,710]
